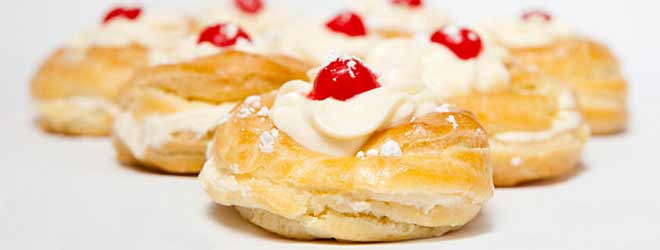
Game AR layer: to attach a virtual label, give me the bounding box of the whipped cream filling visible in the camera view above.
[349,0,449,34]
[476,18,574,48]
[268,23,378,64]
[114,103,236,158]
[198,7,290,36]
[202,156,475,216]
[495,91,583,142]
[36,96,120,116]
[366,38,510,98]
[147,34,269,66]
[67,12,192,50]
[271,80,418,156]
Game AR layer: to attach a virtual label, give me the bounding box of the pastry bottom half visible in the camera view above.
[200,164,483,242]
[36,96,118,136]
[491,123,590,187]
[113,134,206,174]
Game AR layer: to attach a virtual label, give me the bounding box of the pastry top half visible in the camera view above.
[119,50,311,118]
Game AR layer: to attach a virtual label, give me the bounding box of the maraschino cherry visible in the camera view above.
[325,11,368,37]
[522,10,553,22]
[198,23,251,47]
[391,0,423,8]
[234,0,263,14]
[103,7,142,24]
[430,26,483,60]
[308,57,380,101]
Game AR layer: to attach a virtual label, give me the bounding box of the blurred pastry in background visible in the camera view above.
[112,23,310,174]
[199,0,290,36]
[362,26,589,186]
[31,6,197,136]
[477,10,628,134]
[200,56,493,241]
[349,0,449,38]
[268,10,380,65]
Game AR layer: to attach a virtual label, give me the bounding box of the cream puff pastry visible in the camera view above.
[113,23,310,174]
[200,57,493,241]
[31,7,197,136]
[360,26,589,186]
[477,11,628,134]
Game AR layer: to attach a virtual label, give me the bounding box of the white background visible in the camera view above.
[1,0,659,249]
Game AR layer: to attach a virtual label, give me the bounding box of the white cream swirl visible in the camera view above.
[114,103,237,158]
[366,38,510,98]
[147,34,269,66]
[197,7,290,36]
[268,22,379,65]
[476,18,574,48]
[270,80,417,156]
[349,0,449,34]
[67,12,193,50]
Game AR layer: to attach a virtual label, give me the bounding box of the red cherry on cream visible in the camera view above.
[430,26,483,60]
[198,23,251,48]
[392,0,423,8]
[234,0,264,14]
[103,7,142,24]
[308,57,380,101]
[522,10,553,22]
[325,11,368,37]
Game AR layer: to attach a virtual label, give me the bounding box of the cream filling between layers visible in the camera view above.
[36,96,120,117]
[476,18,574,48]
[495,91,584,142]
[201,155,477,217]
[114,103,236,158]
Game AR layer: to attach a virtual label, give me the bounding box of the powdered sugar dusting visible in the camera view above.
[237,95,262,118]
[446,115,458,129]
[258,128,279,153]
[380,140,402,157]
[443,25,463,43]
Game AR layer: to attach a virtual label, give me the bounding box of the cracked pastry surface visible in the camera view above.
[200,92,493,242]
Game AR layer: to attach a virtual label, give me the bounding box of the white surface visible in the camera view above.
[1,0,659,249]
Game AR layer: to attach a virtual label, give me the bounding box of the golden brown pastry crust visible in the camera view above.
[448,66,590,187]
[507,37,628,135]
[31,45,149,136]
[200,93,493,242]
[113,51,311,174]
